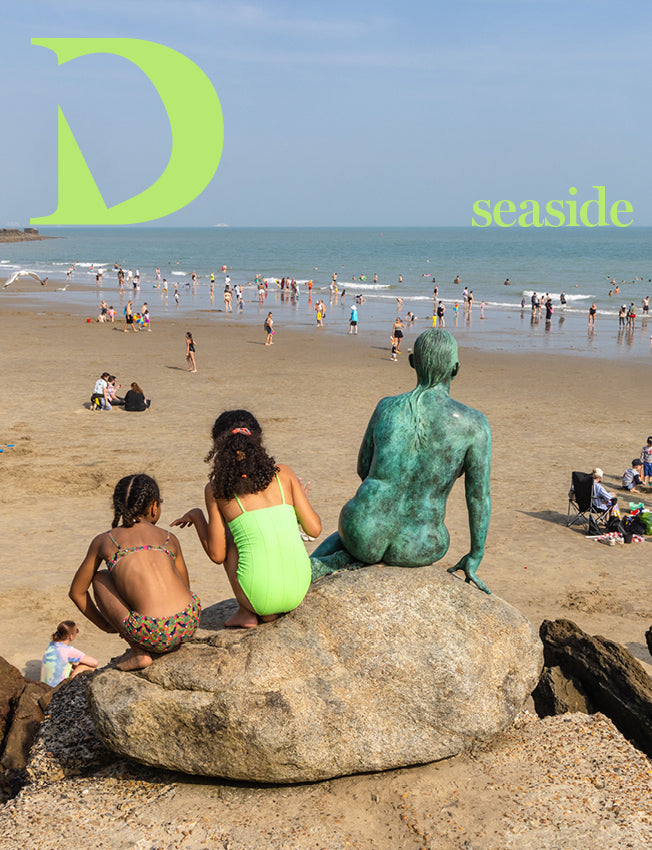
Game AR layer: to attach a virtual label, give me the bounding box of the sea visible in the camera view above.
[2,225,652,360]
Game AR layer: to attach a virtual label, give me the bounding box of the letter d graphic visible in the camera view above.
[31,38,223,225]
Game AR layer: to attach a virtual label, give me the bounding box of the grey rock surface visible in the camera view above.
[87,565,542,783]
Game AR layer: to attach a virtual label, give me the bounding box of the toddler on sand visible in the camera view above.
[40,621,98,686]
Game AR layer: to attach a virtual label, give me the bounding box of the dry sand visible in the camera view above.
[1,301,651,846]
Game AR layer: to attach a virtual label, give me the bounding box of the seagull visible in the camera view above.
[2,270,48,288]
[56,284,69,291]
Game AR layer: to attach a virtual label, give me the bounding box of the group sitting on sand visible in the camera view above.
[91,372,150,411]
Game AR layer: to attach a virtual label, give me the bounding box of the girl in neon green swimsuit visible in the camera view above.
[172,410,322,629]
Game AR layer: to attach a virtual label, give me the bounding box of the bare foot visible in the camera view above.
[259,613,280,623]
[225,607,259,628]
[114,648,154,671]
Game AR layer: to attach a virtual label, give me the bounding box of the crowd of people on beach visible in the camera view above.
[83,260,652,373]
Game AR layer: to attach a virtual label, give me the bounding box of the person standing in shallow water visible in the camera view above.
[588,302,597,328]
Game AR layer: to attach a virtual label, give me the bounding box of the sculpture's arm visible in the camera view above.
[448,416,492,593]
[356,405,380,480]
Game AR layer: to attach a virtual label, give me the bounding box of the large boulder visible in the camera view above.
[87,565,542,783]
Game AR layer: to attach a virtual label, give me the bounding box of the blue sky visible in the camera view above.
[2,1,651,226]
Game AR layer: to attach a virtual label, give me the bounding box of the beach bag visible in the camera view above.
[606,516,624,535]
[639,512,652,534]
[622,515,646,537]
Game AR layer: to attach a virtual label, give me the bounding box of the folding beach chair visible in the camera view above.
[567,471,612,533]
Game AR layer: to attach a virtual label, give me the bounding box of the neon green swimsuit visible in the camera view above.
[228,473,311,616]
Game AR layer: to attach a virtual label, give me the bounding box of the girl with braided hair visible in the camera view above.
[69,474,200,671]
[173,410,321,628]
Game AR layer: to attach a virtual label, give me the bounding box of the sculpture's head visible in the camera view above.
[409,329,460,387]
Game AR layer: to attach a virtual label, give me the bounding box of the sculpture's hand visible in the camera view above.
[447,554,491,594]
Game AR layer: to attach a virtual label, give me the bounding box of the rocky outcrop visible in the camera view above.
[0,228,50,243]
[532,665,594,716]
[536,619,652,757]
[87,565,542,783]
[0,658,25,742]
[0,658,52,800]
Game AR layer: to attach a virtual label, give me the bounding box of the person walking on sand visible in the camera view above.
[124,300,138,333]
[392,317,405,351]
[264,312,274,345]
[349,304,359,334]
[185,332,197,372]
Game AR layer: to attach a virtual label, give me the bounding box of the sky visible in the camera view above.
[2,0,651,227]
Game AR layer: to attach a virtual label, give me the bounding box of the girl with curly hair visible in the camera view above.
[69,474,201,671]
[173,410,321,628]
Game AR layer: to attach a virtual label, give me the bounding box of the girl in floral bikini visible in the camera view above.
[69,474,200,671]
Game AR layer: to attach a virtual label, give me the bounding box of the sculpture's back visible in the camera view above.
[312,328,492,593]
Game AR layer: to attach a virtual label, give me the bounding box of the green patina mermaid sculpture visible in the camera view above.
[311,328,492,593]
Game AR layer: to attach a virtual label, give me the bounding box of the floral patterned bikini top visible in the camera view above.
[105,531,176,573]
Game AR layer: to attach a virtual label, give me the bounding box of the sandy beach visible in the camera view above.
[1,296,651,846]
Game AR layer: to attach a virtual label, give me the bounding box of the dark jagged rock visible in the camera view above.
[0,659,53,799]
[532,665,594,717]
[539,619,652,758]
[0,681,52,796]
[0,657,26,742]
